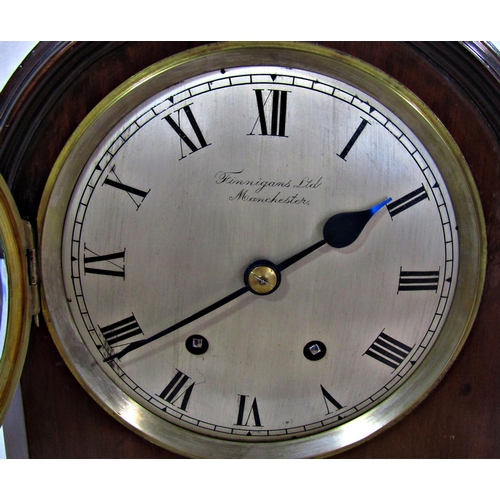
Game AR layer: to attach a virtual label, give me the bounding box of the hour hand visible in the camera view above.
[276,198,392,273]
[322,198,392,248]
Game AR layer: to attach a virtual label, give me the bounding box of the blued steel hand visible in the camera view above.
[104,198,391,362]
[276,197,392,271]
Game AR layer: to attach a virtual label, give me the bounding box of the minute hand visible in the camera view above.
[103,198,391,363]
[103,286,249,362]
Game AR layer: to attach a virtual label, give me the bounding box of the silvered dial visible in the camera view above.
[57,61,458,450]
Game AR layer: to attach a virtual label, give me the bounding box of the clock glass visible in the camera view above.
[0,239,8,361]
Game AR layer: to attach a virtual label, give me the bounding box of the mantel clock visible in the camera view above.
[0,42,498,458]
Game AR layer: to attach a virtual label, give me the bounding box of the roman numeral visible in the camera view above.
[163,105,210,159]
[83,246,125,278]
[398,268,440,292]
[250,89,289,137]
[158,370,195,411]
[320,385,344,414]
[98,314,143,346]
[337,117,370,160]
[364,331,413,370]
[387,185,429,218]
[236,394,262,427]
[103,165,150,209]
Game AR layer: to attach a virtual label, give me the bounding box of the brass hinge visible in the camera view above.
[22,219,41,326]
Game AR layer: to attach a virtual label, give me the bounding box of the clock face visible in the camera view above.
[39,44,484,458]
[63,64,457,438]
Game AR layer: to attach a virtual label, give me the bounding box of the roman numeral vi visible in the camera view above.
[236,394,262,427]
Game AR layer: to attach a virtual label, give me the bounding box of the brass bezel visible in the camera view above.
[38,42,486,458]
[0,174,31,425]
